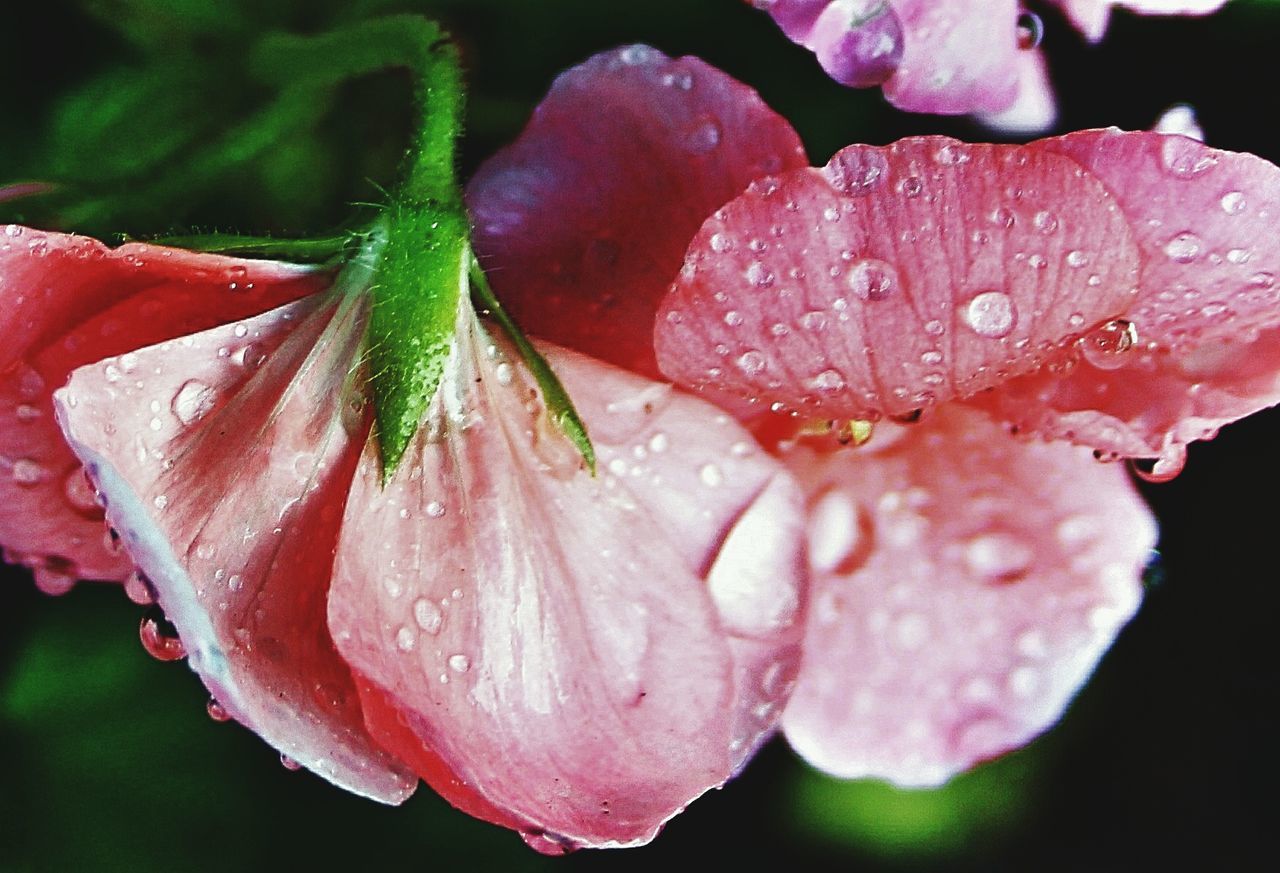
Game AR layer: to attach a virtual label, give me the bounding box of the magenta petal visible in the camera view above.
[467,45,807,379]
[972,130,1280,457]
[54,294,417,804]
[328,308,806,848]
[882,0,1021,115]
[0,226,323,585]
[782,405,1156,785]
[657,137,1139,420]
[759,0,906,88]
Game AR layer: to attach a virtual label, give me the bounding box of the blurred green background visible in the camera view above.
[2,1,1278,870]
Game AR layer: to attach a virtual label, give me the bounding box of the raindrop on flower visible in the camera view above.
[207,698,231,723]
[1016,11,1044,49]
[1164,232,1203,263]
[139,606,186,661]
[1078,318,1138,370]
[846,258,898,301]
[963,291,1017,338]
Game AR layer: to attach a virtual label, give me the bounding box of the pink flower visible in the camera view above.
[4,42,1276,850]
[751,0,1229,130]
[3,47,810,852]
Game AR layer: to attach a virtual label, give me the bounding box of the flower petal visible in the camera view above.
[0,226,324,585]
[1052,0,1229,43]
[972,130,1280,457]
[782,405,1156,785]
[656,137,1139,420]
[53,293,417,804]
[974,48,1057,135]
[756,0,906,88]
[328,311,806,849]
[467,45,807,379]
[882,0,1021,115]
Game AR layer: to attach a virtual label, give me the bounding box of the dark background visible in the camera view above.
[2,1,1278,870]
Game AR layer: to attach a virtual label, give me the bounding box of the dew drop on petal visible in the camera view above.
[736,350,767,375]
[447,654,471,673]
[280,754,303,771]
[11,458,45,487]
[139,607,186,661]
[413,598,444,635]
[1160,137,1217,178]
[172,379,216,426]
[700,463,724,487]
[846,258,898,301]
[1164,232,1203,263]
[1016,11,1044,49]
[963,291,1017,338]
[124,571,155,606]
[1220,191,1246,215]
[1078,318,1138,370]
[1130,443,1188,483]
[207,698,231,723]
[395,626,417,652]
[963,532,1034,584]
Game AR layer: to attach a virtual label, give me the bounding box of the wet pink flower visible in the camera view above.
[751,0,1228,130]
[3,47,810,851]
[4,41,1275,850]
[656,127,1280,778]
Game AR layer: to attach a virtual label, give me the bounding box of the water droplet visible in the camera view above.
[846,258,898,301]
[684,117,722,154]
[1078,318,1138,370]
[124,571,155,606]
[810,369,846,392]
[395,626,417,652]
[1016,10,1043,49]
[62,468,100,514]
[699,463,724,487]
[1066,250,1089,268]
[139,607,186,661]
[207,698,231,722]
[1163,231,1202,263]
[745,262,775,288]
[153,494,169,510]
[648,432,670,453]
[736,350,767,375]
[933,143,970,165]
[448,653,471,673]
[964,532,1034,583]
[899,176,923,198]
[924,319,945,336]
[414,599,444,635]
[1220,191,1246,215]
[990,207,1016,228]
[425,500,446,518]
[1129,443,1187,483]
[11,458,45,487]
[280,754,303,771]
[171,379,216,426]
[1034,211,1058,234]
[825,148,889,196]
[963,291,1017,338]
[1160,137,1217,178]
[709,232,732,253]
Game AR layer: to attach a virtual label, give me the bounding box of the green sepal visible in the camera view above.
[140,231,356,264]
[369,201,470,479]
[470,257,597,476]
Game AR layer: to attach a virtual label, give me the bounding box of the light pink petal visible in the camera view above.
[328,307,806,849]
[54,293,417,804]
[975,48,1057,135]
[1152,103,1204,141]
[972,129,1280,458]
[882,0,1022,115]
[1052,0,1229,42]
[755,1,906,88]
[467,45,807,379]
[0,225,324,585]
[782,405,1157,785]
[657,137,1140,421]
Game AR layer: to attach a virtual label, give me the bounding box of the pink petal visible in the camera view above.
[0,226,324,584]
[1052,0,1229,43]
[657,137,1140,421]
[328,308,806,849]
[782,405,1156,785]
[53,293,417,804]
[882,0,1022,115]
[755,1,906,88]
[974,48,1057,135]
[972,130,1280,458]
[467,45,807,379]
